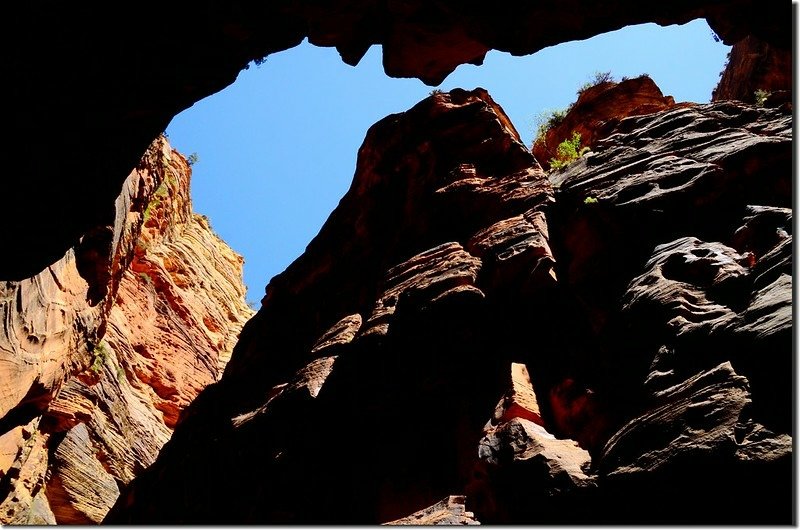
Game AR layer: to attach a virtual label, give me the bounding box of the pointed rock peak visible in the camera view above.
[488,362,544,429]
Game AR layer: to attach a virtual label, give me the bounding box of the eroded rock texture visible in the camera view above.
[384,495,479,526]
[108,88,560,524]
[5,1,789,279]
[532,75,679,170]
[713,35,792,107]
[109,84,792,524]
[0,137,252,524]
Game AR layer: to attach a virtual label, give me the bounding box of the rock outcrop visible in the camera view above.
[384,495,479,525]
[532,75,679,171]
[713,35,792,107]
[4,1,789,279]
[109,83,792,524]
[0,137,253,524]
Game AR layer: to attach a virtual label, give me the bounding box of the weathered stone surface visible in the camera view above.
[480,418,594,489]
[467,363,595,523]
[0,253,98,422]
[222,88,548,399]
[0,137,252,524]
[384,495,479,525]
[617,229,791,433]
[108,88,561,525]
[4,1,789,279]
[548,101,790,339]
[533,76,678,170]
[713,35,792,105]
[595,362,791,524]
[471,417,595,523]
[46,423,120,524]
[486,363,544,428]
[601,362,749,475]
[310,314,362,355]
[360,242,484,339]
[0,418,54,525]
[466,210,557,295]
[110,84,791,524]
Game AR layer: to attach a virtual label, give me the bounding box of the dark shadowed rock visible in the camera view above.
[107,85,792,524]
[107,88,559,524]
[548,101,790,340]
[467,363,596,523]
[713,35,792,106]
[596,362,791,524]
[384,495,480,525]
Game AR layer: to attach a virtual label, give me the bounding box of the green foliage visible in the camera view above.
[754,89,769,107]
[90,341,110,374]
[549,131,590,170]
[534,107,569,145]
[186,152,199,166]
[583,196,599,205]
[142,172,175,224]
[578,71,614,94]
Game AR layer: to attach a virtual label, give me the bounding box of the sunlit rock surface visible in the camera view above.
[0,137,252,524]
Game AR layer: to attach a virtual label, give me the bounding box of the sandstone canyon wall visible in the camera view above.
[1,1,792,525]
[0,137,253,524]
[108,86,792,524]
[713,34,793,106]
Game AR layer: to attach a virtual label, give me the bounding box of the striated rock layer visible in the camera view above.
[712,34,792,106]
[0,137,253,524]
[4,1,789,279]
[109,85,791,524]
[532,75,679,171]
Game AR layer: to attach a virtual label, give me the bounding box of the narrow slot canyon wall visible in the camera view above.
[1,1,792,525]
[108,84,792,524]
[0,137,253,524]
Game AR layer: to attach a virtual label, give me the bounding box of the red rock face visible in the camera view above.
[3,1,789,279]
[713,35,792,106]
[0,137,253,524]
[108,85,792,524]
[532,76,678,170]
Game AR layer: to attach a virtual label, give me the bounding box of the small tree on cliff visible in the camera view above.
[549,131,590,170]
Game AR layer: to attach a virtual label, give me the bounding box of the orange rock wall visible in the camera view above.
[0,137,253,524]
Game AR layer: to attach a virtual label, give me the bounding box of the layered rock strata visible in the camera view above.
[109,88,559,524]
[532,75,678,170]
[384,496,479,525]
[0,137,252,524]
[713,34,792,106]
[109,86,792,524]
[5,1,789,279]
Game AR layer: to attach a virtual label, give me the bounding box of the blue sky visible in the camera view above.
[165,19,730,305]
